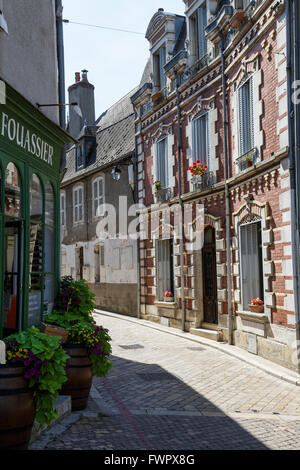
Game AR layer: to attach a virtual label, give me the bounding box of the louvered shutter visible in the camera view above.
[240,222,261,309]
[192,114,209,167]
[238,77,254,156]
[74,189,78,222]
[98,178,104,214]
[94,180,98,216]
[197,6,207,59]
[78,187,83,221]
[159,47,166,89]
[157,239,171,300]
[156,138,168,188]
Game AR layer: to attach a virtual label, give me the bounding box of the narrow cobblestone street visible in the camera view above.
[30,312,300,451]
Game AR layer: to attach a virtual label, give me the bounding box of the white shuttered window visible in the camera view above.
[60,191,66,226]
[73,185,84,223]
[93,177,104,217]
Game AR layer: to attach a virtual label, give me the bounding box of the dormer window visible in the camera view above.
[76,143,85,171]
[153,45,167,91]
[190,3,208,62]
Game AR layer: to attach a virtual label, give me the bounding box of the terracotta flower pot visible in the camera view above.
[249,304,264,313]
[41,323,69,343]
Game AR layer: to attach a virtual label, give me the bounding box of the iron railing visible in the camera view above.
[155,187,173,203]
[191,171,216,192]
[235,147,258,172]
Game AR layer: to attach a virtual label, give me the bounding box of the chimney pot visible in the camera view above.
[75,72,80,83]
[158,8,164,11]
[81,69,89,82]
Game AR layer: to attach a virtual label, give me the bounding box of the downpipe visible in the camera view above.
[221,33,233,345]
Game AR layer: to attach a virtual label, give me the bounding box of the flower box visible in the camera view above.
[249,304,264,313]
[164,296,174,303]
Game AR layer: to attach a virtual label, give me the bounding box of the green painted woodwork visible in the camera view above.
[0,80,75,338]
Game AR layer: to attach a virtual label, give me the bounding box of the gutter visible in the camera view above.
[55,0,66,131]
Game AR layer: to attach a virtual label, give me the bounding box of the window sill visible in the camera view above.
[236,310,268,324]
[155,300,177,309]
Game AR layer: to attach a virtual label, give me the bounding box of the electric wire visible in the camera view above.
[63,19,144,36]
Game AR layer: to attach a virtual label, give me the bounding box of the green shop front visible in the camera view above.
[0,81,74,339]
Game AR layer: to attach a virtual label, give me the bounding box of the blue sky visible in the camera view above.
[62,0,185,119]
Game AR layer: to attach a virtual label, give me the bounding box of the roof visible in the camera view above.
[62,59,152,185]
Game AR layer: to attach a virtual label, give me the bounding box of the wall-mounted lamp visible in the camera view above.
[111,166,121,181]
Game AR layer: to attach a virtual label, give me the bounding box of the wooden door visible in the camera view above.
[202,227,217,324]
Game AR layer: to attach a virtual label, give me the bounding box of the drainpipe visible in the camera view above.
[175,73,186,332]
[133,144,141,320]
[55,0,66,131]
[287,0,300,374]
[220,32,233,345]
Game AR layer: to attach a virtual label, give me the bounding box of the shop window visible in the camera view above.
[44,182,55,316]
[73,185,84,223]
[28,174,43,327]
[93,176,104,217]
[156,136,168,188]
[5,162,21,218]
[192,112,209,166]
[240,220,264,310]
[156,238,174,301]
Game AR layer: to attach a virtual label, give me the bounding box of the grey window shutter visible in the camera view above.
[94,180,98,216]
[197,6,207,59]
[192,114,209,166]
[240,222,261,309]
[157,239,171,300]
[156,138,168,188]
[238,76,254,156]
[159,47,166,89]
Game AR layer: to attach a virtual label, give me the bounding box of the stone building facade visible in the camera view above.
[61,72,141,317]
[131,0,299,371]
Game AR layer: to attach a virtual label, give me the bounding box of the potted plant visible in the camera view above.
[153,180,162,192]
[249,298,264,313]
[242,154,253,168]
[163,291,174,302]
[1,327,69,450]
[188,160,207,183]
[44,276,113,411]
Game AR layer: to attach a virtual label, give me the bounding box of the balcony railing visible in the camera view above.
[181,54,209,84]
[154,187,173,203]
[235,147,258,172]
[191,171,216,192]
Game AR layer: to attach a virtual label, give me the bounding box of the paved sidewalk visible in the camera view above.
[30,311,300,450]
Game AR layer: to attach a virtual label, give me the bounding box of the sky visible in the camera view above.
[62,0,185,120]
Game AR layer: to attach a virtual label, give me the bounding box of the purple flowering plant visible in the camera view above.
[52,276,96,320]
[4,327,69,426]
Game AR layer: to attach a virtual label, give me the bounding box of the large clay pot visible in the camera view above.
[0,364,35,450]
[60,344,93,411]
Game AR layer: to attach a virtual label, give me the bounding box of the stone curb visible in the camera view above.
[93,309,300,388]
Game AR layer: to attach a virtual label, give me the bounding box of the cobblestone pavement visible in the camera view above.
[30,313,300,450]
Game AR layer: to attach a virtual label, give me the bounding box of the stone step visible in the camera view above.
[189,327,221,342]
[201,322,219,331]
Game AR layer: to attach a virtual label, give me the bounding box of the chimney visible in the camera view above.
[68,69,95,139]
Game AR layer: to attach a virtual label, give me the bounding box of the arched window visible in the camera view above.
[44,182,55,315]
[28,174,43,326]
[5,162,21,218]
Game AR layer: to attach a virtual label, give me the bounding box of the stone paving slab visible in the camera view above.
[29,312,300,450]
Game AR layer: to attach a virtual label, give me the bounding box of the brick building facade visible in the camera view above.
[131,0,300,371]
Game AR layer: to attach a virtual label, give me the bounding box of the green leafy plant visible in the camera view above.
[4,327,69,426]
[52,276,96,320]
[66,320,113,377]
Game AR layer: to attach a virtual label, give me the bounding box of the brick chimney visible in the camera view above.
[68,69,95,138]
